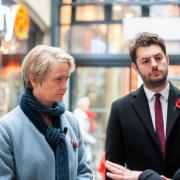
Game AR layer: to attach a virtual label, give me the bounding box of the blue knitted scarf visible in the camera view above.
[20,89,69,180]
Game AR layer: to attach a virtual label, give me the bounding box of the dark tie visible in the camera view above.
[154,93,165,159]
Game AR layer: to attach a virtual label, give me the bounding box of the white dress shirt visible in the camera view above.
[144,83,170,138]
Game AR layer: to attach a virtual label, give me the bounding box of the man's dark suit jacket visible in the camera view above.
[138,168,180,180]
[105,83,180,179]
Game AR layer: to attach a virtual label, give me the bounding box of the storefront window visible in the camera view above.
[0,39,28,55]
[70,24,107,54]
[60,25,70,52]
[60,24,131,55]
[60,5,72,24]
[72,66,130,131]
[63,0,72,3]
[75,0,106,3]
[76,5,104,21]
[72,66,130,173]
[108,24,124,54]
[112,4,141,20]
[0,55,23,116]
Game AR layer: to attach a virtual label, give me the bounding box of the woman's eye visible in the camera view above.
[57,77,63,81]
[56,77,69,81]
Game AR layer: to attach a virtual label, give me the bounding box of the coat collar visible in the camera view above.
[131,83,180,144]
[61,112,79,151]
[166,82,180,139]
[131,85,160,148]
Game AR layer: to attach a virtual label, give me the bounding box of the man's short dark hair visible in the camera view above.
[129,32,166,63]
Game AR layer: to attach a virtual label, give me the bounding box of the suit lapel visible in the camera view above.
[131,86,160,147]
[166,83,180,140]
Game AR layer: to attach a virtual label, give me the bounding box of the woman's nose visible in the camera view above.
[62,80,68,90]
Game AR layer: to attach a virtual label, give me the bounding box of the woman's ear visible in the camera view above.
[29,75,38,88]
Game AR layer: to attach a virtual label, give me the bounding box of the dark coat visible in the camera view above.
[0,107,92,180]
[105,83,180,179]
[138,168,180,180]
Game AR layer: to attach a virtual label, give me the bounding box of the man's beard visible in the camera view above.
[140,70,168,88]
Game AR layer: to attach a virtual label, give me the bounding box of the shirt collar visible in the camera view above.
[144,83,170,102]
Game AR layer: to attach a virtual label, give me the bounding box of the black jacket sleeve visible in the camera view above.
[138,169,162,180]
[173,168,180,180]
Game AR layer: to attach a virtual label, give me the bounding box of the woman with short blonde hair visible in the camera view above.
[21,45,75,90]
[0,45,92,180]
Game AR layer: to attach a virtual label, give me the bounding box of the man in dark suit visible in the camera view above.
[105,32,180,180]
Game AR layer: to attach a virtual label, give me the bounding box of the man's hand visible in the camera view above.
[105,160,142,180]
[160,175,171,180]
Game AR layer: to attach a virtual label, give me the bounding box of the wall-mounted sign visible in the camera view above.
[14,5,30,41]
[0,4,30,41]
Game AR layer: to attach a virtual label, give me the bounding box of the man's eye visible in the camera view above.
[156,56,162,61]
[142,60,149,64]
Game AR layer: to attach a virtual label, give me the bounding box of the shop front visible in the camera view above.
[0,0,43,116]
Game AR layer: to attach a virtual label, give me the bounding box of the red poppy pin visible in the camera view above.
[174,98,180,111]
[72,139,79,150]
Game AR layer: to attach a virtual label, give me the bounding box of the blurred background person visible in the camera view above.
[73,96,96,165]
[86,108,97,133]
